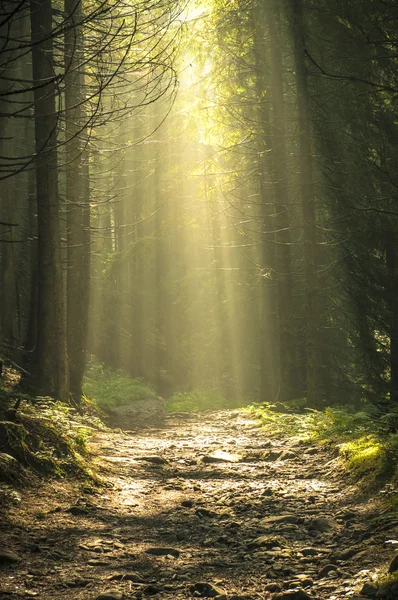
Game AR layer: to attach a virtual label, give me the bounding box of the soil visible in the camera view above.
[1,409,397,600]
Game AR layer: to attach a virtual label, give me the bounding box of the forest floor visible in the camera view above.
[1,409,398,600]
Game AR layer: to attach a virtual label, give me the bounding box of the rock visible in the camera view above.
[300,547,318,556]
[0,548,21,564]
[279,451,297,460]
[388,553,398,573]
[265,583,282,592]
[181,500,194,508]
[271,590,313,600]
[108,399,165,429]
[145,547,180,557]
[263,450,282,461]
[308,517,337,532]
[360,583,378,597]
[137,456,168,465]
[63,578,93,588]
[305,447,318,455]
[67,505,89,515]
[143,585,163,595]
[202,451,240,463]
[261,515,302,525]
[190,583,225,597]
[248,535,287,550]
[317,564,337,578]
[196,508,218,519]
[295,574,313,587]
[337,545,361,560]
[109,573,147,583]
[96,591,124,600]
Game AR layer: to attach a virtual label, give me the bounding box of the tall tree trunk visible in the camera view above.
[30,0,69,400]
[290,0,323,405]
[65,0,90,402]
[267,0,299,400]
[385,229,398,405]
[0,3,20,350]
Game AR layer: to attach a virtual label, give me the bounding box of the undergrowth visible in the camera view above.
[83,361,158,409]
[84,360,250,413]
[164,387,249,413]
[0,365,104,486]
[248,401,398,489]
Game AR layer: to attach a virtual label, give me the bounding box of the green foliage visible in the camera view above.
[0,390,100,480]
[338,435,388,481]
[83,361,157,409]
[165,387,249,413]
[249,401,398,488]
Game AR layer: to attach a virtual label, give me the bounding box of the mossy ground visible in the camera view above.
[0,366,103,492]
[248,400,398,492]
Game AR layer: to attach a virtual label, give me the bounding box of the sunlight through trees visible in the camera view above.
[1,0,398,412]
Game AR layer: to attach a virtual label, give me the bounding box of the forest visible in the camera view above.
[1,0,398,599]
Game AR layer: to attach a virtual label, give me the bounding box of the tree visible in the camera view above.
[30,0,69,400]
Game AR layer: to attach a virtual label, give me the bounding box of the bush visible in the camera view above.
[83,361,158,409]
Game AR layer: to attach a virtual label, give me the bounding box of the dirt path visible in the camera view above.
[1,410,397,600]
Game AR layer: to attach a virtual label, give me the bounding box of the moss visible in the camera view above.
[249,402,398,490]
[338,435,387,484]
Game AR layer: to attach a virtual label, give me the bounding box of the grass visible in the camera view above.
[164,387,250,413]
[248,400,398,489]
[83,361,158,410]
[84,360,250,414]
[0,366,102,481]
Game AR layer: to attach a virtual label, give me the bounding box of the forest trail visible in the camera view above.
[1,410,396,600]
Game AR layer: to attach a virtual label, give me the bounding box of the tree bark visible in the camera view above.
[290,0,323,405]
[30,0,69,401]
[65,0,90,403]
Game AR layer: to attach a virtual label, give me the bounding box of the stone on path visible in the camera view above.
[190,582,226,597]
[143,584,163,595]
[196,507,218,519]
[262,514,303,525]
[308,517,338,532]
[248,535,288,550]
[317,563,337,578]
[109,572,147,582]
[202,451,241,464]
[136,456,168,465]
[96,591,124,600]
[337,545,361,560]
[0,548,21,564]
[145,546,180,557]
[271,590,314,600]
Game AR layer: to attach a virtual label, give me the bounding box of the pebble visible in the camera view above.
[337,545,361,560]
[0,548,21,564]
[190,582,226,597]
[272,590,314,600]
[96,591,124,600]
[196,508,218,519]
[143,584,163,595]
[145,547,180,557]
[317,563,337,578]
[136,456,168,465]
[308,517,337,532]
[261,514,302,525]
